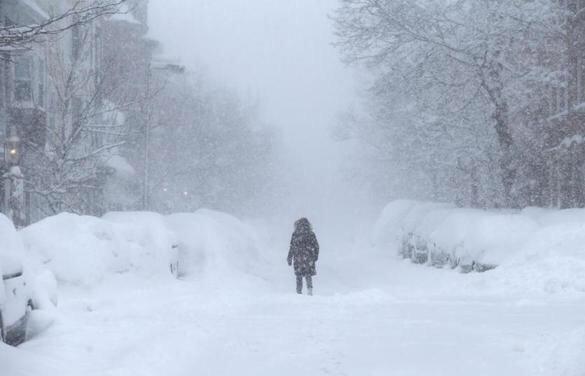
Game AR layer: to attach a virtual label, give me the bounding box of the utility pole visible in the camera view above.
[142,61,151,211]
[141,59,185,212]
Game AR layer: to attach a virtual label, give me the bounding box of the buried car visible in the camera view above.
[0,262,32,345]
[0,215,33,346]
[102,212,181,279]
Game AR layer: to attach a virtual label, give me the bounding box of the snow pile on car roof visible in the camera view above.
[373,200,585,296]
[103,211,179,275]
[166,210,264,283]
[21,213,177,286]
[20,210,262,287]
[373,200,537,267]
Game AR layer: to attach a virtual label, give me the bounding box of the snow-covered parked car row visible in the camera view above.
[372,200,541,272]
[19,210,259,289]
[373,199,585,294]
[0,211,183,347]
[400,232,497,273]
[0,209,260,347]
[19,212,182,288]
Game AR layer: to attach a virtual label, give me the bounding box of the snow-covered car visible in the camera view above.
[0,261,32,345]
[102,212,181,279]
[0,216,33,346]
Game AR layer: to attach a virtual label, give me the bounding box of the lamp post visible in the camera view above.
[3,134,24,227]
[141,60,185,211]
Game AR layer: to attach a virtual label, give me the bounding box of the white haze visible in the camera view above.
[148,0,363,227]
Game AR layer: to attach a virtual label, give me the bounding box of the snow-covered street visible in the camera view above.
[5,1,585,375]
[6,227,585,376]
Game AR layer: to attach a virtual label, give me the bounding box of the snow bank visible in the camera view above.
[20,210,262,288]
[373,200,585,295]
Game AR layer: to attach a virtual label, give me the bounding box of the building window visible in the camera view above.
[37,57,45,108]
[552,87,559,114]
[569,0,577,13]
[4,16,15,26]
[0,56,4,109]
[575,53,585,105]
[14,56,32,102]
[560,86,568,112]
[91,130,100,148]
[72,96,83,131]
[72,24,81,60]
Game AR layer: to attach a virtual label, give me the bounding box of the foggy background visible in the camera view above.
[148,0,364,228]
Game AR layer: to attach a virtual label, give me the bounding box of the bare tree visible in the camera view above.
[0,0,128,50]
[333,0,566,207]
[139,69,274,215]
[24,22,130,216]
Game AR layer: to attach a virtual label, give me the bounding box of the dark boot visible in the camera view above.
[296,275,303,294]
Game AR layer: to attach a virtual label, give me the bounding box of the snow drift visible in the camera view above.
[373,200,585,295]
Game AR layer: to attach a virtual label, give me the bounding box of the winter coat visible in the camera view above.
[287,227,319,277]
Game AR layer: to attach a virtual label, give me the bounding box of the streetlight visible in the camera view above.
[3,133,24,227]
[5,135,20,166]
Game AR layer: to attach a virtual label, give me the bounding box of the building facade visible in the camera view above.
[0,0,49,225]
[0,0,152,225]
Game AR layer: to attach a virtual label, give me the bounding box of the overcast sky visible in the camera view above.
[148,0,360,222]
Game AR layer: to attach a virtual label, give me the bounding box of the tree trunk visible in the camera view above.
[480,60,518,208]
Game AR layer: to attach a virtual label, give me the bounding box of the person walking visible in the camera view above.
[287,218,319,295]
